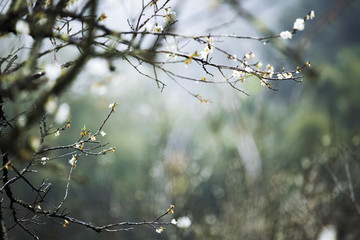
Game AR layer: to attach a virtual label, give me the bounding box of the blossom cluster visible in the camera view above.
[200,37,214,59]
[280,10,315,40]
[227,50,309,89]
[145,8,176,34]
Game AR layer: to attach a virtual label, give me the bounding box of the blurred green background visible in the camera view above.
[13,0,360,239]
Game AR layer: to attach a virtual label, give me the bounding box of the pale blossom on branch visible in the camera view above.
[69,155,77,166]
[280,31,293,40]
[283,72,293,79]
[41,157,49,165]
[293,18,305,31]
[156,226,165,233]
[153,23,163,32]
[232,70,245,81]
[164,10,176,23]
[265,64,274,78]
[55,130,60,137]
[245,52,255,60]
[307,10,315,20]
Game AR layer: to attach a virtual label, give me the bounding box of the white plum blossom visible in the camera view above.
[200,50,208,59]
[164,11,176,23]
[283,72,293,79]
[153,23,163,32]
[177,216,191,228]
[230,54,237,61]
[307,10,315,20]
[55,130,60,137]
[206,37,214,44]
[41,157,49,165]
[69,155,77,166]
[277,72,294,80]
[155,226,164,233]
[200,38,214,59]
[205,45,213,54]
[15,20,30,35]
[75,142,83,149]
[200,45,213,59]
[244,66,253,73]
[280,31,293,40]
[245,52,255,60]
[100,131,106,137]
[310,10,315,19]
[232,70,245,80]
[255,61,263,69]
[261,79,268,87]
[166,45,178,59]
[293,18,305,31]
[265,64,274,78]
[171,219,177,225]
